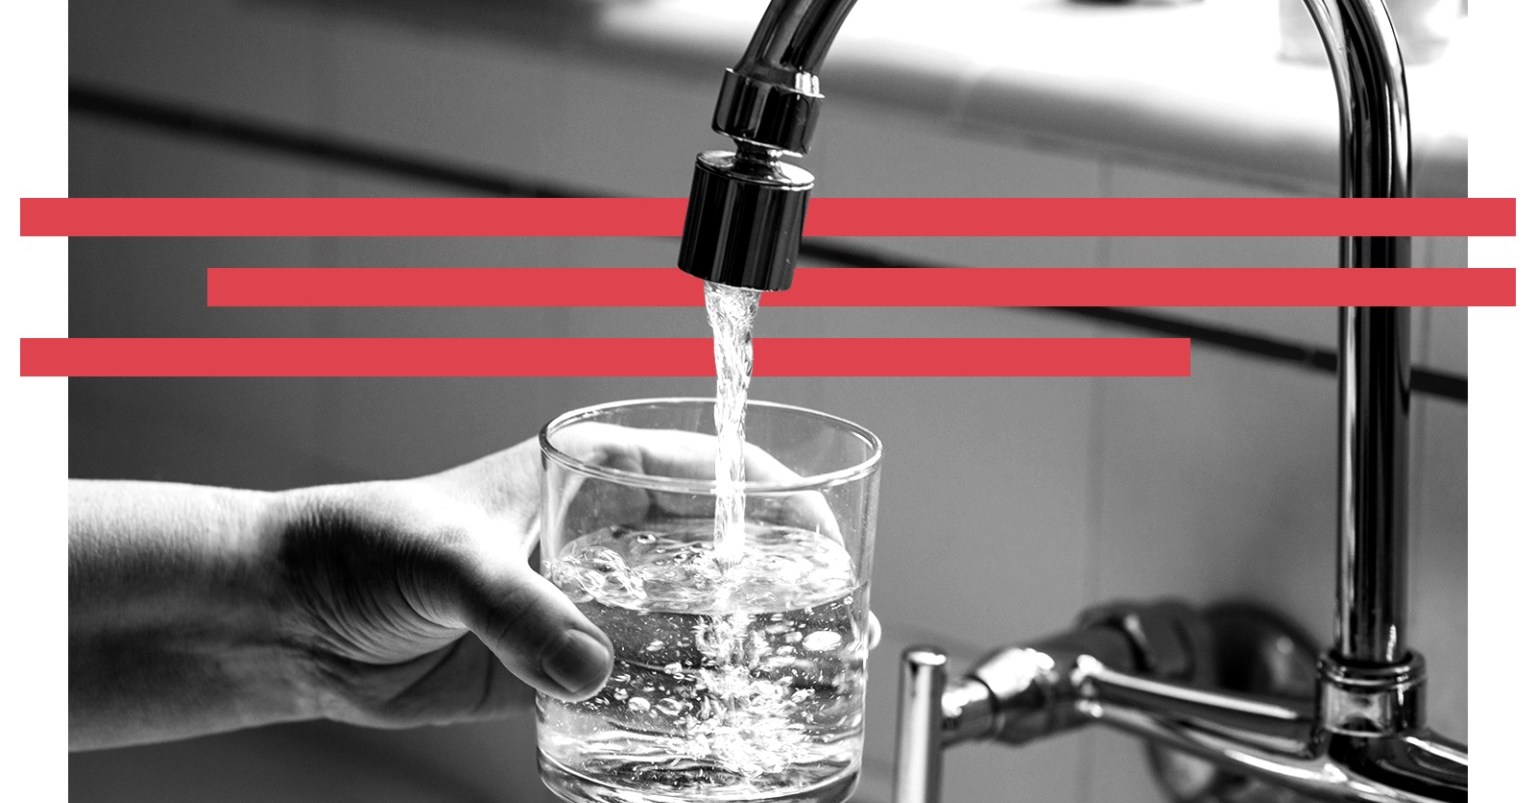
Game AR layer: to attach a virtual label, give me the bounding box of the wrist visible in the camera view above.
[68,481,323,748]
[260,485,347,724]
[162,485,327,730]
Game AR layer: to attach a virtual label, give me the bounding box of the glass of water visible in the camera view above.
[537,398,882,803]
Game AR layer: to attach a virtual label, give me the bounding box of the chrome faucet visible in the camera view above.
[675,1,1467,801]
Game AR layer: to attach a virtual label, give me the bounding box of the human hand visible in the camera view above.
[70,425,878,749]
[272,425,879,731]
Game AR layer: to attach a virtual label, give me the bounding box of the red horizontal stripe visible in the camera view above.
[19,198,684,238]
[18,337,1189,378]
[805,198,1514,237]
[206,267,1516,308]
[19,197,1515,237]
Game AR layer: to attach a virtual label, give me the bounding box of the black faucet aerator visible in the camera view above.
[677,148,813,293]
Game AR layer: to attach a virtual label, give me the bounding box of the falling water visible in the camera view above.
[704,280,761,568]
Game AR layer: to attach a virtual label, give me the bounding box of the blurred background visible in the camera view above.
[67,0,1468,800]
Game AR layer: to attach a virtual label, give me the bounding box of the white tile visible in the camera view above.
[71,0,323,128]
[944,733,1087,802]
[315,171,691,339]
[327,11,562,174]
[70,379,335,490]
[814,105,1102,269]
[69,113,321,201]
[1423,237,1470,376]
[303,377,555,482]
[540,60,722,196]
[1081,729,1161,802]
[808,310,1100,649]
[298,171,701,480]
[1424,308,1468,378]
[1409,397,1468,740]
[1104,162,1340,352]
[1094,344,1340,648]
[69,115,329,467]
[70,234,319,339]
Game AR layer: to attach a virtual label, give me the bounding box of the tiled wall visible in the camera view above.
[67,2,1467,801]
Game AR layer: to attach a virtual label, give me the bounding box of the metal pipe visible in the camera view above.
[893,648,947,803]
[884,604,1463,802]
[1087,663,1315,748]
[732,0,859,87]
[1324,732,1469,802]
[1093,705,1458,803]
[1299,0,1414,667]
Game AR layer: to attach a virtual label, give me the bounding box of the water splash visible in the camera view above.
[543,523,867,798]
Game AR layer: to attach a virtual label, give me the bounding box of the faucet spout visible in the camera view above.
[676,3,856,291]
[1326,732,1469,802]
[732,0,859,87]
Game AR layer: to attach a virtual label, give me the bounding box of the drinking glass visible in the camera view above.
[537,398,882,803]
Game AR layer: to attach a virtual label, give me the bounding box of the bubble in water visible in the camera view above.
[541,522,867,799]
[803,631,843,652]
[563,545,647,602]
[765,654,798,670]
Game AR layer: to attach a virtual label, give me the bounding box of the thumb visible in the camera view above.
[452,552,614,703]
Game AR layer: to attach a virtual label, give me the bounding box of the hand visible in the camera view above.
[271,436,598,730]
[70,426,879,750]
[278,424,878,729]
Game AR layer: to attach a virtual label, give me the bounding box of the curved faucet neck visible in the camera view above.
[734,0,859,91]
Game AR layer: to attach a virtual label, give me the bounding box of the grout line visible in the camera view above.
[1077,370,1107,803]
[1410,271,1434,628]
[1082,162,1112,803]
[68,83,598,198]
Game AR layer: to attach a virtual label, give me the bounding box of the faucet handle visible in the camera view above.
[893,647,948,803]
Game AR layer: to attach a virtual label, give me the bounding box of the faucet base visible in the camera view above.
[1144,603,1321,803]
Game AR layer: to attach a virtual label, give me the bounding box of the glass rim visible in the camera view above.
[539,397,882,495]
